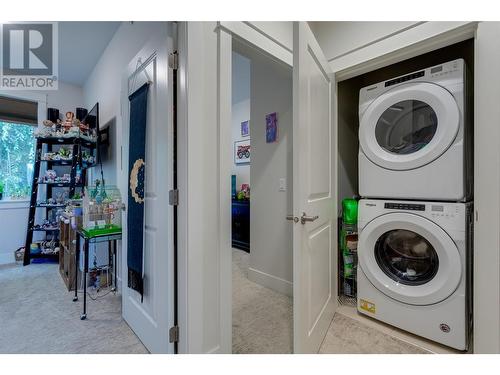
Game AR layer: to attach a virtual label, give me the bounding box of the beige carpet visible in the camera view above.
[319,313,428,354]
[232,249,293,354]
[0,262,148,354]
[232,249,428,354]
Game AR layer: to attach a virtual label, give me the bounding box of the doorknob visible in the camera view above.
[286,215,299,223]
[301,212,319,224]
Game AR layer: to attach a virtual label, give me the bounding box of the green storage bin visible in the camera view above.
[342,198,358,225]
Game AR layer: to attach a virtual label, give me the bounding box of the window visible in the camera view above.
[0,96,38,200]
[0,120,36,199]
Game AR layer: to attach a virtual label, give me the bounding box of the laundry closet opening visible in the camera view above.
[230,38,293,354]
[336,38,474,352]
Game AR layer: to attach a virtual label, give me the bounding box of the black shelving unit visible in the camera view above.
[23,103,101,266]
[23,136,98,265]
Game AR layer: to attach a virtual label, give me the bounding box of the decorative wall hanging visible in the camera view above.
[241,120,250,137]
[234,139,251,164]
[266,112,278,143]
[127,82,150,302]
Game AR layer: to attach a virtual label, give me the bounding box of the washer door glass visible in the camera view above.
[375,229,439,286]
[358,212,462,305]
[375,100,438,155]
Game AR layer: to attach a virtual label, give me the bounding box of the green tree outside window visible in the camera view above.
[0,121,36,199]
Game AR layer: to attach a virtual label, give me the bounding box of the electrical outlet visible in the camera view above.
[279,178,286,192]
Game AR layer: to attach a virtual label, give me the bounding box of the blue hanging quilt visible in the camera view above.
[127,82,150,302]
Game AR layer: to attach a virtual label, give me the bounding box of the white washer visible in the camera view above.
[357,199,472,350]
[358,59,472,201]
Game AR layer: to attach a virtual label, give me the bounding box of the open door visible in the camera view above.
[120,24,175,354]
[292,21,337,353]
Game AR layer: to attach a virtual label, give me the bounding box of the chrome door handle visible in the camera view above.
[301,212,319,224]
[286,215,299,223]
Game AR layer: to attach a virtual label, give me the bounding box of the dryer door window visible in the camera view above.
[359,82,460,171]
[375,229,439,286]
[375,100,438,155]
[358,212,462,305]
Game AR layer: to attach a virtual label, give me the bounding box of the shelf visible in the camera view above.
[38,159,96,169]
[36,181,83,187]
[31,227,60,232]
[39,159,73,165]
[35,136,97,148]
[35,203,66,208]
[29,252,59,259]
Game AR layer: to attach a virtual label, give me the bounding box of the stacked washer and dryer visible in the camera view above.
[356,59,473,351]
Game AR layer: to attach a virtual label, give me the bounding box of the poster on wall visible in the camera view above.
[241,120,250,137]
[266,112,278,143]
[234,139,251,164]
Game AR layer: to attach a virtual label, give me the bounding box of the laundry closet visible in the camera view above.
[335,39,474,351]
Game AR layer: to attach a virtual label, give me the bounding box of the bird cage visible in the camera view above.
[81,184,122,237]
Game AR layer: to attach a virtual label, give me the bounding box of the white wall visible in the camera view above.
[309,22,420,61]
[248,22,293,51]
[231,100,250,188]
[231,52,251,189]
[0,81,84,265]
[246,47,293,295]
[83,21,167,187]
[81,22,167,288]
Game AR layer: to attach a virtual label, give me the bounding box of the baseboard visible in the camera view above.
[248,267,293,296]
[0,253,14,265]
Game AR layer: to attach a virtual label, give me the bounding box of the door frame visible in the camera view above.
[217,22,296,353]
[214,21,337,353]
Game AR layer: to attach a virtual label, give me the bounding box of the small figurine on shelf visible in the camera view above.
[44,170,57,183]
[63,111,75,130]
[58,147,72,160]
[55,191,66,205]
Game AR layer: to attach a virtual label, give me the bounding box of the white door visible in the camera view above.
[120,24,175,353]
[358,212,462,305]
[359,82,460,170]
[292,22,337,353]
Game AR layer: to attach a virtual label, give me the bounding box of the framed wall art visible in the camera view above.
[234,139,251,164]
[241,120,250,137]
[266,112,278,143]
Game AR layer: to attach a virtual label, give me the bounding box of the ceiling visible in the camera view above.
[58,22,121,86]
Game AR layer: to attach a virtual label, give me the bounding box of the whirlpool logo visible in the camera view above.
[1,22,58,90]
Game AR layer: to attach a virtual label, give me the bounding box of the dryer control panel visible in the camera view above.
[384,202,425,211]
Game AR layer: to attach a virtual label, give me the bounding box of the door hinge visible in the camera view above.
[169,189,179,206]
[169,325,179,343]
[168,52,178,70]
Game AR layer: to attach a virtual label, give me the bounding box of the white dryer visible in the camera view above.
[358,59,472,201]
[357,199,472,350]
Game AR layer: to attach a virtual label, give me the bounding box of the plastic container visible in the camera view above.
[342,198,358,225]
[81,184,122,237]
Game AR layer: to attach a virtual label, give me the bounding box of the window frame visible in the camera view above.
[0,91,46,206]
